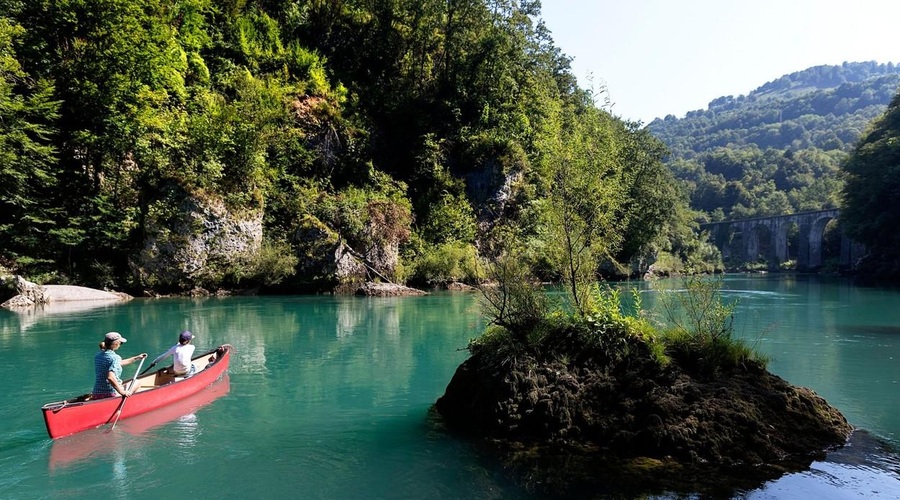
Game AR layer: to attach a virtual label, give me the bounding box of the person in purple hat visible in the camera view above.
[93,332,147,399]
[151,330,197,378]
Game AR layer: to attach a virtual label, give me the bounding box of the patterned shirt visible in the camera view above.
[93,349,122,396]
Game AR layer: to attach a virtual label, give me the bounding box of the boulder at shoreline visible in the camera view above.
[355,282,427,296]
[42,285,132,302]
[2,278,131,309]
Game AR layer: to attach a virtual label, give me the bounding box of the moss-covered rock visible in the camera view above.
[435,333,851,495]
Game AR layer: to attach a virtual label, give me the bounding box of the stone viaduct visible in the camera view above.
[699,209,866,270]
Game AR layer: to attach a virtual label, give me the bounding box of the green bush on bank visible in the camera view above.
[405,241,482,287]
[243,239,298,286]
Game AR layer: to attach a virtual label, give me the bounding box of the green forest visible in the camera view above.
[2,1,899,294]
[649,62,900,222]
[0,0,716,294]
[644,62,900,277]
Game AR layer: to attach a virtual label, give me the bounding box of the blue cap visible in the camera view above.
[179,330,194,342]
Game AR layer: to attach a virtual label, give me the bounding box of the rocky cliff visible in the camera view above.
[132,194,263,292]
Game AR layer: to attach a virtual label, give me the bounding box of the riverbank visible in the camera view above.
[0,268,433,308]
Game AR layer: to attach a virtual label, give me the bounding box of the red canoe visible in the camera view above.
[41,344,232,439]
[48,375,231,470]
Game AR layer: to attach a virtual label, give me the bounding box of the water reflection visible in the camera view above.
[0,300,121,336]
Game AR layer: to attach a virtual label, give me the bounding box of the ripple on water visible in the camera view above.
[743,430,900,499]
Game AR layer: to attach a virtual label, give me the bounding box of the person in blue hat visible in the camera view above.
[151,330,197,378]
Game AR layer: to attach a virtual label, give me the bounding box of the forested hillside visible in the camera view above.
[841,91,900,280]
[0,0,709,295]
[648,62,900,221]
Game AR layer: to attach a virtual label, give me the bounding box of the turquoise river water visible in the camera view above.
[1,274,900,499]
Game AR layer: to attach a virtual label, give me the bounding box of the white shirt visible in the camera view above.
[157,343,196,375]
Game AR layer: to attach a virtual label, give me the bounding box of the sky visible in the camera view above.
[539,0,900,124]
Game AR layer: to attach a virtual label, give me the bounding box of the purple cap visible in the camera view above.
[179,330,194,342]
[105,332,127,343]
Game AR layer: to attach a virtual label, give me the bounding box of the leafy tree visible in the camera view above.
[422,192,477,245]
[0,18,60,269]
[841,91,900,276]
[612,123,678,270]
[12,0,206,280]
[541,106,625,313]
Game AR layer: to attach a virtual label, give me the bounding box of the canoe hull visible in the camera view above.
[48,376,230,470]
[41,345,231,439]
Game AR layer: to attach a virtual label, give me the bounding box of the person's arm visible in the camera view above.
[121,353,147,366]
[151,346,177,365]
[107,371,131,397]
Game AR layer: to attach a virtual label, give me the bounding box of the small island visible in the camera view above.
[434,275,851,496]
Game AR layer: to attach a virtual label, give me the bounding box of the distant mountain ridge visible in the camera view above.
[751,61,899,98]
[644,61,900,221]
[649,61,900,158]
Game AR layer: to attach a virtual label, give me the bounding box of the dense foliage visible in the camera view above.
[0,1,701,292]
[648,62,900,221]
[0,17,61,271]
[840,92,900,280]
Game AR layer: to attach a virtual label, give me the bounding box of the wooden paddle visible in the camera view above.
[107,356,146,431]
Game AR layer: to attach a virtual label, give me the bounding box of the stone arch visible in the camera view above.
[775,221,800,269]
[807,215,835,268]
[699,209,862,272]
[722,224,742,266]
[746,222,774,268]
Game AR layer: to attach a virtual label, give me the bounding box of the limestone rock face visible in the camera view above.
[294,215,367,291]
[333,244,367,282]
[133,194,263,291]
[364,239,400,282]
[14,275,47,305]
